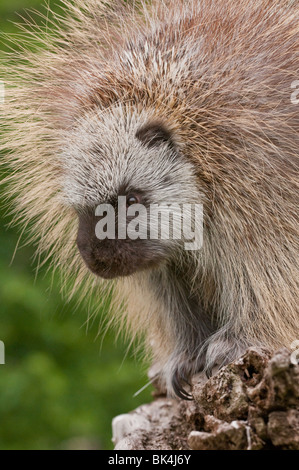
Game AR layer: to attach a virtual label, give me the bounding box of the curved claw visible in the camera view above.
[171,369,193,401]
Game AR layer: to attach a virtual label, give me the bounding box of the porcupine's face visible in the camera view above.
[61,106,201,279]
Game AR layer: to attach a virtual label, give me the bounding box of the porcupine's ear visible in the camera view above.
[135,121,174,149]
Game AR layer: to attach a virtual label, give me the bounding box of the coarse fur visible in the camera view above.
[1,0,298,398]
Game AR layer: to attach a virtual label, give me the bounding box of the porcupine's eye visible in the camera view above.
[126,194,140,206]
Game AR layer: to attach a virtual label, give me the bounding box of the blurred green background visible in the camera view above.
[0,0,152,450]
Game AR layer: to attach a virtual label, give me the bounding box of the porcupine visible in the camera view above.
[1,0,298,398]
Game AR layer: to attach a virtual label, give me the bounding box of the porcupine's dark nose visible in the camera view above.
[76,206,124,279]
[76,193,147,279]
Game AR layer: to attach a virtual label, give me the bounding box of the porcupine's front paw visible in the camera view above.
[170,334,258,400]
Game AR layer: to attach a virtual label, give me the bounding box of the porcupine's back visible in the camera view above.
[0,0,298,369]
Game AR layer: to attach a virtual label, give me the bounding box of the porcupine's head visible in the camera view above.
[0,1,202,288]
[64,105,202,280]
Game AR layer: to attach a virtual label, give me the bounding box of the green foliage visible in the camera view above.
[0,0,152,450]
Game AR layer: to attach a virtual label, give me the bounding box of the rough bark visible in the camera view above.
[112,348,299,450]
